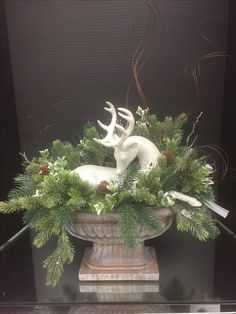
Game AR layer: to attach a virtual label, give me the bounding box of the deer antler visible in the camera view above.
[114,108,135,147]
[94,103,135,148]
[94,101,117,145]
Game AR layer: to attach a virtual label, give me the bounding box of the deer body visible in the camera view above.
[73,165,118,185]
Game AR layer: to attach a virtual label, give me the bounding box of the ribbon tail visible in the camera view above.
[204,200,229,218]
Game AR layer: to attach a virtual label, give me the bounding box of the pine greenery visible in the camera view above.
[43,231,75,286]
[174,204,220,241]
[8,174,37,199]
[118,203,139,250]
[135,206,160,233]
[0,109,220,286]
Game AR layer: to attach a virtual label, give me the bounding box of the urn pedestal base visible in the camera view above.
[68,208,173,282]
[79,246,159,281]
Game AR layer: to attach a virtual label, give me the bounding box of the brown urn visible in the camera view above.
[67,207,173,281]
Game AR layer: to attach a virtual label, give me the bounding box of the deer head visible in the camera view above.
[94,102,161,175]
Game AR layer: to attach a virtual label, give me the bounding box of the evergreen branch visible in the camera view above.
[43,231,75,286]
[54,206,76,229]
[0,197,36,213]
[118,203,139,250]
[8,174,37,199]
[136,206,160,232]
[0,200,21,213]
[23,204,49,227]
[132,187,157,206]
[50,140,82,169]
[31,211,60,236]
[174,205,220,241]
[176,212,209,241]
[23,205,42,225]
[137,163,162,194]
[118,161,140,190]
[33,229,55,248]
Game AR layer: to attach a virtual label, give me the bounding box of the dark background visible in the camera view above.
[0,0,235,304]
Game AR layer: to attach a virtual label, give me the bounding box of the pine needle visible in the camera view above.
[43,231,75,286]
[118,203,139,250]
[136,206,160,232]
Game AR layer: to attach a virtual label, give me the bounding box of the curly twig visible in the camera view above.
[186,112,203,147]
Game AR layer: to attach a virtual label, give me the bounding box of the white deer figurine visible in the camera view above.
[72,102,202,208]
[73,102,160,184]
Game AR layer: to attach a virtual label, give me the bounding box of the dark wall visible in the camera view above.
[0,1,36,302]
[214,0,236,299]
[4,0,227,155]
[1,0,235,302]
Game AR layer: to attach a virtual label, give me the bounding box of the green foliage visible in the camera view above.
[8,174,37,199]
[67,174,97,211]
[135,207,160,233]
[43,231,75,286]
[118,203,139,250]
[117,204,160,250]
[117,161,140,190]
[0,108,220,286]
[137,164,162,194]
[0,196,38,214]
[173,204,220,241]
[132,187,157,206]
[79,123,115,167]
[134,112,188,149]
[50,140,81,169]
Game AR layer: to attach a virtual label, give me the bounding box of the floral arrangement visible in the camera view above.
[0,105,227,286]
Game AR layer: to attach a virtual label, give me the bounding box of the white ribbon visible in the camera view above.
[204,200,229,218]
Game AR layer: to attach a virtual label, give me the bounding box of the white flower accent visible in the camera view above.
[47,162,54,171]
[94,203,104,215]
[136,106,149,118]
[203,164,213,173]
[47,156,67,176]
[39,149,49,155]
[33,189,43,197]
[181,209,192,219]
[202,178,214,187]
[160,192,175,207]
[136,106,150,125]
[107,181,119,193]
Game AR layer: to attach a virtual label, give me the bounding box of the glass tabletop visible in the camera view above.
[1,223,236,311]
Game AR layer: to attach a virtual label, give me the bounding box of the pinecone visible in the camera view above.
[38,164,49,175]
[161,150,175,164]
[97,180,109,194]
